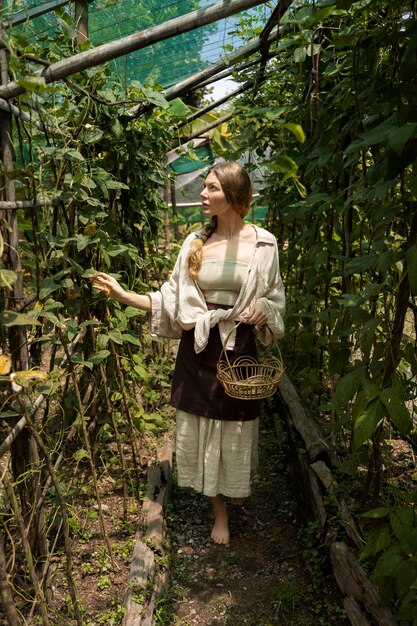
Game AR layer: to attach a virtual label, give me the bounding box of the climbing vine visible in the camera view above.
[227,0,417,618]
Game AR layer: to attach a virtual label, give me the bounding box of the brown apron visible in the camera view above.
[170,319,261,421]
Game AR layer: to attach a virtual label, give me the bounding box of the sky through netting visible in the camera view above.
[2,1,273,88]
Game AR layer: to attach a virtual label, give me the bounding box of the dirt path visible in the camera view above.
[163,411,349,626]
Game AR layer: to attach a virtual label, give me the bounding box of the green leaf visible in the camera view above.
[344,253,378,276]
[0,269,18,289]
[131,414,143,431]
[310,4,338,24]
[387,123,417,155]
[361,507,390,519]
[294,47,307,63]
[328,343,350,376]
[43,311,64,327]
[284,122,306,144]
[39,277,61,299]
[73,449,90,462]
[406,244,417,296]
[88,350,110,365]
[362,379,380,402]
[82,268,99,278]
[359,119,396,147]
[380,386,412,436]
[122,333,141,346]
[17,75,46,92]
[390,508,417,555]
[125,306,145,318]
[76,235,92,252]
[357,318,380,360]
[83,128,104,143]
[360,525,391,561]
[267,155,298,178]
[133,363,150,381]
[0,311,40,326]
[141,84,170,109]
[168,98,191,117]
[65,149,84,161]
[106,244,129,257]
[404,343,417,376]
[353,397,384,450]
[373,544,403,578]
[108,329,123,345]
[105,180,130,190]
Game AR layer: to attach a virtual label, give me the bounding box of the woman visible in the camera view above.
[92,161,285,545]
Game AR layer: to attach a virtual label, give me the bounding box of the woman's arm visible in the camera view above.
[92,272,152,312]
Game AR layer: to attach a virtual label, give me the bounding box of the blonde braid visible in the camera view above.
[188,216,217,282]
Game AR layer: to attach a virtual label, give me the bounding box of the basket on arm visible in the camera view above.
[217,320,285,400]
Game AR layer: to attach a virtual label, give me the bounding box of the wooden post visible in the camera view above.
[74,0,88,45]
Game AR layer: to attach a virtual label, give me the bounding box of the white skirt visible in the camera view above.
[175,409,259,498]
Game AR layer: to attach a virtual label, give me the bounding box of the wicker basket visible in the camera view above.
[217,321,285,400]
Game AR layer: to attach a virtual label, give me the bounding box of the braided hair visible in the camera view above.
[188,162,252,282]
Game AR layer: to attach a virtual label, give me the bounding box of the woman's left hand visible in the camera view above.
[244,301,268,326]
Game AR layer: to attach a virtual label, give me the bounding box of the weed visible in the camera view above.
[274,578,303,617]
[97,575,112,590]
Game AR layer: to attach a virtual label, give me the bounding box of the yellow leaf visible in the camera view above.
[13,370,48,387]
[0,354,12,375]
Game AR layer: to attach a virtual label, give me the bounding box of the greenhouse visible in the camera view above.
[0,1,417,625]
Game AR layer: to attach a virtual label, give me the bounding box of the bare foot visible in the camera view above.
[210,495,229,545]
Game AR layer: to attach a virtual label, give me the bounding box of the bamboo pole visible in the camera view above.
[2,474,51,626]
[0,0,269,100]
[0,529,21,626]
[74,0,88,45]
[0,199,55,209]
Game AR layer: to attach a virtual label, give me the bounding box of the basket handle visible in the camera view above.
[219,319,245,371]
[219,319,279,369]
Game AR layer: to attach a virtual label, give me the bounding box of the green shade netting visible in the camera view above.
[177,204,268,223]
[169,144,215,174]
[2,1,272,88]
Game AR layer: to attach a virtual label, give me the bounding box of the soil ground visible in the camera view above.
[0,409,349,626]
[161,410,349,626]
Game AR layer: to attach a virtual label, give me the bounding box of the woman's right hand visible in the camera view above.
[91,272,127,302]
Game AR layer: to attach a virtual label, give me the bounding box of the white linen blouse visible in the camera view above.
[147,224,285,354]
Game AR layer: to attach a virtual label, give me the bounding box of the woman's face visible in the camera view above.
[200,172,233,218]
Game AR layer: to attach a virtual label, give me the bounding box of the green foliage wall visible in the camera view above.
[226,0,417,619]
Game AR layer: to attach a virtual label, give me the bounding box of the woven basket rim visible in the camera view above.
[216,320,285,399]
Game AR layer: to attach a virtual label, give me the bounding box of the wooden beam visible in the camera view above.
[2,0,72,27]
[0,0,269,100]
